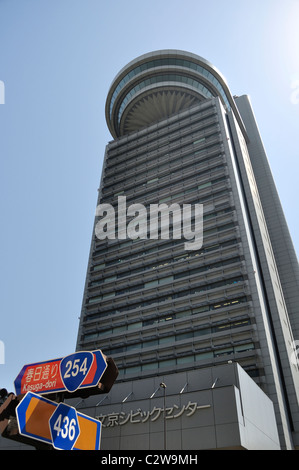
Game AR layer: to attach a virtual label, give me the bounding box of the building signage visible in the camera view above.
[96,401,211,428]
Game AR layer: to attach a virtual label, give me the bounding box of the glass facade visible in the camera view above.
[109,56,231,120]
[77,100,258,379]
[117,73,214,125]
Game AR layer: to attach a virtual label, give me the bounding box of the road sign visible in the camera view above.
[60,351,94,393]
[16,392,102,450]
[49,403,80,450]
[14,350,108,397]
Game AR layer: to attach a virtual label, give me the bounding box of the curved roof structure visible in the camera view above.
[105,50,243,139]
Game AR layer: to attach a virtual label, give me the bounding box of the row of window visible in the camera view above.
[83,296,248,340]
[93,247,238,288]
[88,270,243,305]
[84,317,251,351]
[106,321,252,356]
[106,118,219,171]
[90,237,239,294]
[85,275,245,322]
[92,225,234,274]
[103,164,225,209]
[92,223,236,272]
[109,104,216,156]
[93,198,235,262]
[109,107,217,168]
[109,57,230,119]
[90,254,241,292]
[104,133,221,185]
[82,296,248,341]
[91,221,236,288]
[103,150,224,199]
[98,181,230,242]
[98,176,228,243]
[118,74,214,125]
[117,342,255,376]
[102,174,226,215]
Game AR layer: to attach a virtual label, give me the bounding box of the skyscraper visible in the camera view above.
[76,50,299,450]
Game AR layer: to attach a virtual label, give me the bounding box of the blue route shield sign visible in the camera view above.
[49,403,80,450]
[60,351,94,393]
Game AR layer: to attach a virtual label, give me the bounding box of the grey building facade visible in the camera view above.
[74,50,299,450]
[69,362,281,450]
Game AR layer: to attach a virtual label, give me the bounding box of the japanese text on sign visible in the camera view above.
[96,401,211,428]
[21,361,63,393]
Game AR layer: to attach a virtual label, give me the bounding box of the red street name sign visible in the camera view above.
[14,350,107,397]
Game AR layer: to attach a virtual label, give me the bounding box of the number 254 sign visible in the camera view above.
[14,350,107,396]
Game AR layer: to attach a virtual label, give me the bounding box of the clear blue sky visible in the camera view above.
[0,0,298,392]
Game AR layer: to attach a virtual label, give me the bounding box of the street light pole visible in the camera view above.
[160,382,167,450]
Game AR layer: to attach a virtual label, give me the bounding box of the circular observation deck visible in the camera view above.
[105,50,239,139]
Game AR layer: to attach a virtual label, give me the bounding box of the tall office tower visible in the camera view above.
[76,51,299,449]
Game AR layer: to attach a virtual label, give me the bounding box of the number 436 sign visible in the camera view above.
[16,392,102,450]
[50,403,80,450]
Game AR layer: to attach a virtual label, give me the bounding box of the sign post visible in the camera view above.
[1,349,118,449]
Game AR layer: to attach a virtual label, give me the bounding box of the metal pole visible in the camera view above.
[160,382,167,450]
